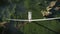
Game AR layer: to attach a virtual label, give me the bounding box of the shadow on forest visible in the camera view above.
[0,22,24,34]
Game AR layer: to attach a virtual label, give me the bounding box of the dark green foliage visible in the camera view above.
[0,0,60,34]
[0,0,10,6]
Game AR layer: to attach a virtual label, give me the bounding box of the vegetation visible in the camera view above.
[0,0,60,34]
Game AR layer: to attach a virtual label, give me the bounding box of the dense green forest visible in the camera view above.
[0,0,60,34]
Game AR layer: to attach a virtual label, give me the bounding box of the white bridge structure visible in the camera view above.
[7,11,60,22]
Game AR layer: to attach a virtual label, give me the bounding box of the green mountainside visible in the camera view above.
[0,0,60,34]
